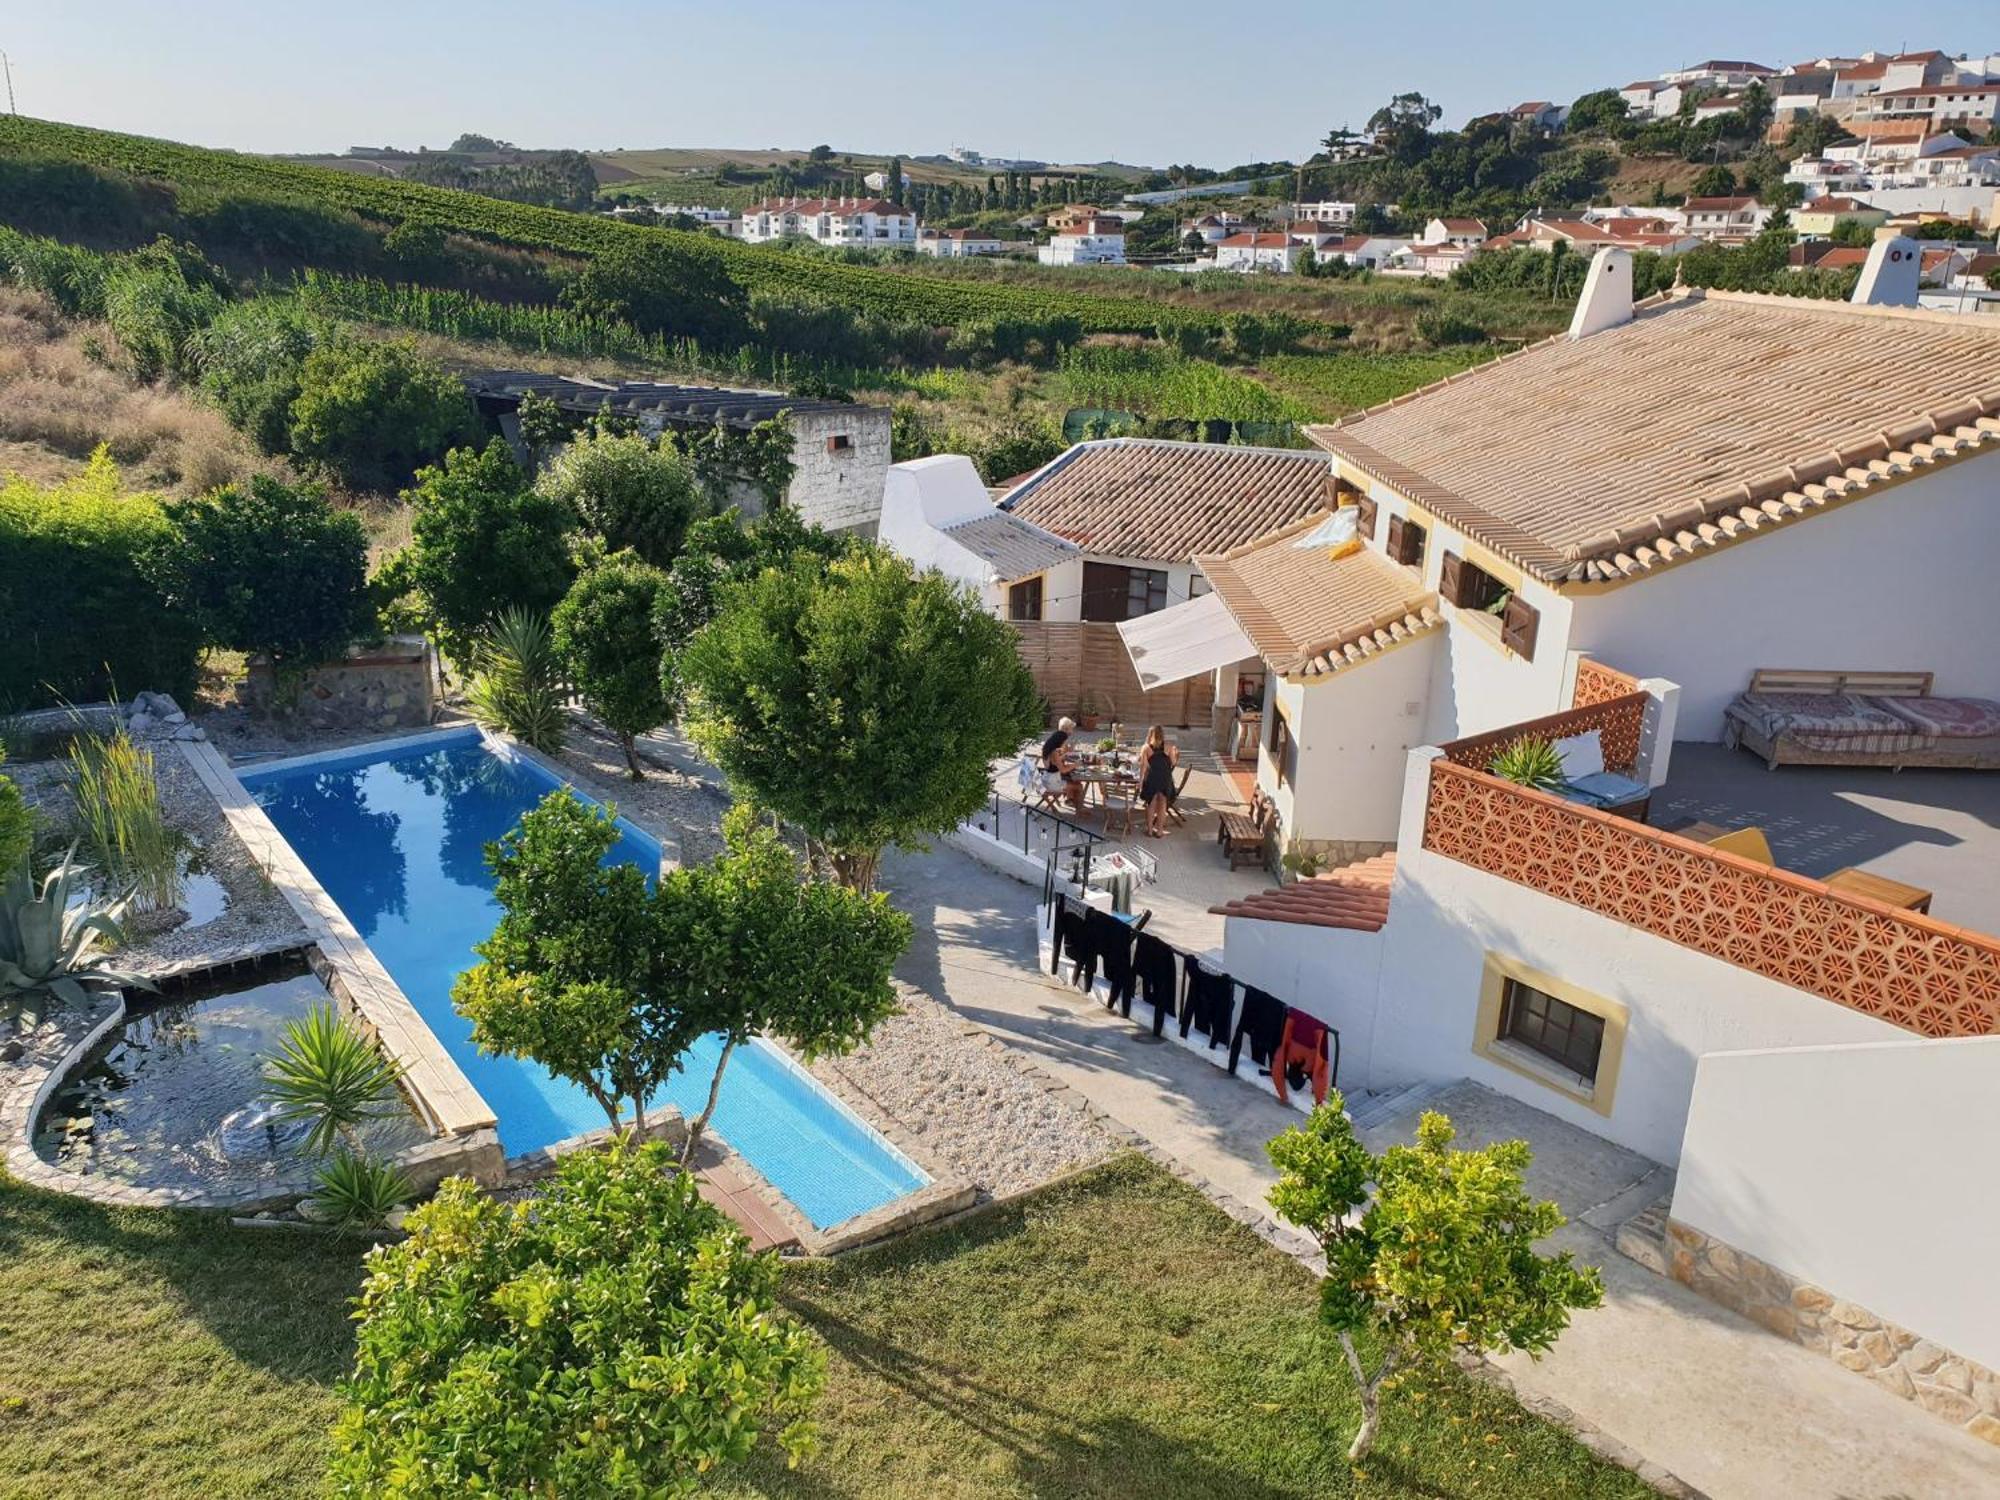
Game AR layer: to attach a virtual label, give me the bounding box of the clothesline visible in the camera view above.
[1045,893,1339,1107]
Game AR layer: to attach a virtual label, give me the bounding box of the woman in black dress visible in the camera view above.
[1138,724,1178,837]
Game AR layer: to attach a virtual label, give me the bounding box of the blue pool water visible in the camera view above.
[240,728,925,1228]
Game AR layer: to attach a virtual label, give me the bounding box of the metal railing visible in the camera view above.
[967,791,1105,906]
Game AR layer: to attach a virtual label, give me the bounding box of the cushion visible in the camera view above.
[1563,770,1648,807]
[1551,730,1605,780]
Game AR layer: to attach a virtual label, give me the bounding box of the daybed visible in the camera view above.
[1723,670,2000,771]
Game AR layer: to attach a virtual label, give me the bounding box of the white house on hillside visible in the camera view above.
[918,227,1003,257]
[1211,232,1301,273]
[1680,195,1772,240]
[1038,216,1127,265]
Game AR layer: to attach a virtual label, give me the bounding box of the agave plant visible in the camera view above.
[262,1002,405,1157]
[309,1151,412,1230]
[465,608,568,754]
[1488,737,1567,793]
[0,846,154,1017]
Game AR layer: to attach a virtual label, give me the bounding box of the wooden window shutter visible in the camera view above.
[1385,514,1404,558]
[1439,552,1466,606]
[1400,519,1427,566]
[1501,593,1540,659]
[1354,493,1377,539]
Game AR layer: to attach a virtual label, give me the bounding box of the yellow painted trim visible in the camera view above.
[1472,952,1628,1118]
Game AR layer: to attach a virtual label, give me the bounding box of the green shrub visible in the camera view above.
[465,608,568,754]
[192,297,327,455]
[0,226,113,318]
[148,476,367,671]
[535,429,706,568]
[101,238,231,382]
[404,439,576,665]
[0,751,30,876]
[552,554,671,777]
[0,451,201,709]
[1414,309,1489,347]
[287,336,481,493]
[0,155,161,243]
[261,1001,405,1158]
[559,236,751,347]
[330,1139,821,1496]
[179,188,375,270]
[308,1152,411,1230]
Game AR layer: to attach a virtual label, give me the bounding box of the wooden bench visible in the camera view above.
[1218,795,1272,870]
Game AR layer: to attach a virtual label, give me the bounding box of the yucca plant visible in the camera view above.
[0,846,154,1018]
[309,1151,413,1230]
[1488,737,1567,793]
[68,727,183,912]
[465,608,568,754]
[262,1002,406,1158]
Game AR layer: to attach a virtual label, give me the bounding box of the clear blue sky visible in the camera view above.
[5,4,1991,167]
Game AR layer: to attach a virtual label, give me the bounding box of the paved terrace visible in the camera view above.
[1654,741,2000,935]
[984,728,1276,953]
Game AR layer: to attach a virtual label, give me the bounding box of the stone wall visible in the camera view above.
[784,406,892,536]
[1665,1217,2000,1447]
[243,637,435,732]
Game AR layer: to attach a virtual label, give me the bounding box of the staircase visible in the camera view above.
[1343,1076,1458,1133]
[1613,1192,1675,1277]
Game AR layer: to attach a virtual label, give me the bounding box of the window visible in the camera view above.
[826,434,851,453]
[1080,561,1168,622]
[1007,576,1043,621]
[1386,514,1427,568]
[1266,701,1296,788]
[1438,551,1508,612]
[1499,979,1605,1082]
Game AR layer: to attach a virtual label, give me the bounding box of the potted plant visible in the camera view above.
[1075,692,1102,731]
[1488,737,1566,792]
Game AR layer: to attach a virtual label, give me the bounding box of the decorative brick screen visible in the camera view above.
[1421,760,2000,1038]
[1437,690,1649,774]
[1572,658,1641,709]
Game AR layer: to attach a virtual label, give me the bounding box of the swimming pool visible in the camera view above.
[240,727,926,1228]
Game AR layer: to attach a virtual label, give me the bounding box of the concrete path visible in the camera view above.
[884,838,2000,1500]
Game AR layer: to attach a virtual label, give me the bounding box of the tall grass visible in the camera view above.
[1056,345,1312,424]
[67,726,182,911]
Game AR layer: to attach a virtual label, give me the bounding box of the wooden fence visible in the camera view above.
[1008,621,1210,728]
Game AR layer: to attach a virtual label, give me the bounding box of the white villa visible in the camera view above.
[737,196,918,247]
[1038,216,1126,266]
[1210,232,1301,273]
[918,227,1004,257]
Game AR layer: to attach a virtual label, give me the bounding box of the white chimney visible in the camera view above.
[1851,232,1920,307]
[1569,247,1634,339]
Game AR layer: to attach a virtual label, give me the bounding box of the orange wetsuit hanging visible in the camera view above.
[1272,1009,1331,1106]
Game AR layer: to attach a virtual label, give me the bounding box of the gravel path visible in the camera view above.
[809,983,1116,1199]
[544,716,733,867]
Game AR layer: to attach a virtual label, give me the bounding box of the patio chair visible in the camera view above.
[1018,752,1066,814]
[1165,764,1194,827]
[1100,776,1139,837]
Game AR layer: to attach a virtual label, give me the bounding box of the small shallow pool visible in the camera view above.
[35,956,428,1192]
[240,728,926,1229]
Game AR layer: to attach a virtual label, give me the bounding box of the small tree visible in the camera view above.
[1268,1100,1603,1461]
[404,438,576,668]
[535,429,707,568]
[150,475,367,675]
[665,808,909,1160]
[680,549,1043,889]
[330,1138,822,1497]
[288,336,481,494]
[552,553,671,778]
[453,791,697,1131]
[559,238,751,347]
[0,752,31,876]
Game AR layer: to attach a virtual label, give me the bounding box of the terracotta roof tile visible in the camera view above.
[1196,513,1441,678]
[1210,854,1396,929]
[1305,290,2000,584]
[1001,440,1329,563]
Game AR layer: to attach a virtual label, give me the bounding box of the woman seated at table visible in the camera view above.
[1040,717,1086,813]
[1138,724,1179,837]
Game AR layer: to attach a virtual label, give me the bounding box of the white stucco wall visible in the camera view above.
[1568,452,2000,738]
[876,456,1007,610]
[1366,751,1909,1164]
[1257,634,1442,847]
[1037,552,1203,625]
[1672,1035,2000,1371]
[1222,917,1386,1087]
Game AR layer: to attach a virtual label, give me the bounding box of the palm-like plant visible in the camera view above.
[309,1151,413,1230]
[0,846,154,1018]
[465,608,568,754]
[1488,737,1567,793]
[261,1002,406,1157]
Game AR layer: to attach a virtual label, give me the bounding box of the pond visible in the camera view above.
[34,955,429,1195]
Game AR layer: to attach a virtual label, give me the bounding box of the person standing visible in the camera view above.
[1138,724,1178,836]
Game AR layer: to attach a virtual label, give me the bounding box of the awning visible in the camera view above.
[1116,591,1256,692]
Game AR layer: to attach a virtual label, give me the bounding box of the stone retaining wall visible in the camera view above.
[244,637,435,732]
[1666,1217,2000,1447]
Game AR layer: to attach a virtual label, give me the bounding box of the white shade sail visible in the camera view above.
[1116,591,1256,692]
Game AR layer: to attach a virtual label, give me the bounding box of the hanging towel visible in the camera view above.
[1179,962,1235,1050]
[1132,931,1180,1039]
[1227,987,1287,1077]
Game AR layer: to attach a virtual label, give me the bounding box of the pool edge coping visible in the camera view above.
[177,736,500,1138]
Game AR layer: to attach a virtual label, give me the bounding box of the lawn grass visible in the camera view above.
[0,1157,1647,1499]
